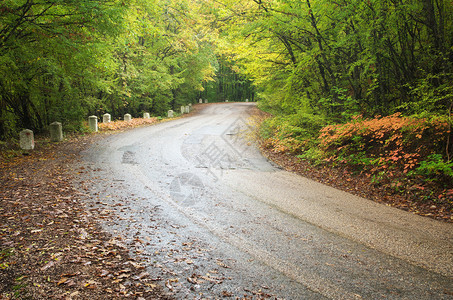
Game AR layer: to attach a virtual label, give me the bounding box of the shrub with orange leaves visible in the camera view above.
[318,113,451,178]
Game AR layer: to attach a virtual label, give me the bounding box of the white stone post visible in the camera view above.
[88,116,98,132]
[185,105,190,114]
[199,98,203,104]
[204,99,208,104]
[181,106,185,114]
[225,99,229,102]
[103,113,111,123]
[20,129,34,150]
[246,99,249,102]
[49,122,63,142]
[168,110,174,118]
[143,112,150,119]
[124,113,132,122]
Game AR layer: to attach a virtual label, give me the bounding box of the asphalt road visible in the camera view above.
[79,103,453,299]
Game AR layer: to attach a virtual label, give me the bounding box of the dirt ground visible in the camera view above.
[0,133,172,299]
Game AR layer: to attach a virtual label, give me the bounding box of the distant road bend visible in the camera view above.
[81,103,453,299]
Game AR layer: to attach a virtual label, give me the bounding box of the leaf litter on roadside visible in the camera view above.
[0,135,170,299]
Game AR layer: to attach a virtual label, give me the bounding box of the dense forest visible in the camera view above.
[0,0,250,138]
[1,0,453,188]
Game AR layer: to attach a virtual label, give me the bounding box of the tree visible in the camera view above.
[0,0,125,138]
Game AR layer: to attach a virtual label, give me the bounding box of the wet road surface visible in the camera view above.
[78,103,453,299]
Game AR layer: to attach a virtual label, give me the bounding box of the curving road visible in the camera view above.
[79,103,452,299]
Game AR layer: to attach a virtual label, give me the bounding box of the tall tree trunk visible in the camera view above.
[423,0,441,51]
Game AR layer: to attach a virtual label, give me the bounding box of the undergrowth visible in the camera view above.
[260,112,453,209]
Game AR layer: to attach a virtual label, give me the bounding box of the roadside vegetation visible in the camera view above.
[258,111,452,221]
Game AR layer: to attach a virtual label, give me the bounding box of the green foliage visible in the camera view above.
[0,0,126,138]
[402,72,453,116]
[297,147,325,165]
[411,154,453,180]
[200,56,255,102]
[0,0,222,140]
[260,111,326,154]
[212,0,453,122]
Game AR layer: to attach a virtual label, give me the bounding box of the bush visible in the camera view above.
[318,113,451,181]
[260,112,326,154]
[411,154,453,181]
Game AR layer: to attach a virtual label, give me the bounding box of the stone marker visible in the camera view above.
[185,105,190,114]
[168,110,174,118]
[204,99,208,104]
[225,99,229,102]
[124,113,132,122]
[49,122,63,142]
[143,112,150,119]
[103,113,111,123]
[246,99,249,102]
[20,129,35,150]
[199,98,203,104]
[181,106,185,114]
[88,116,98,132]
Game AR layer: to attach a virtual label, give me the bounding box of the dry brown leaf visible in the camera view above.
[84,280,98,289]
[40,260,56,271]
[57,277,68,286]
[216,261,230,268]
[133,272,150,280]
[117,273,130,279]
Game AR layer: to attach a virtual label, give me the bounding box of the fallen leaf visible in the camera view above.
[84,280,98,289]
[57,277,68,286]
[133,272,150,280]
[128,261,145,269]
[40,261,56,271]
[222,291,233,297]
[216,261,230,268]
